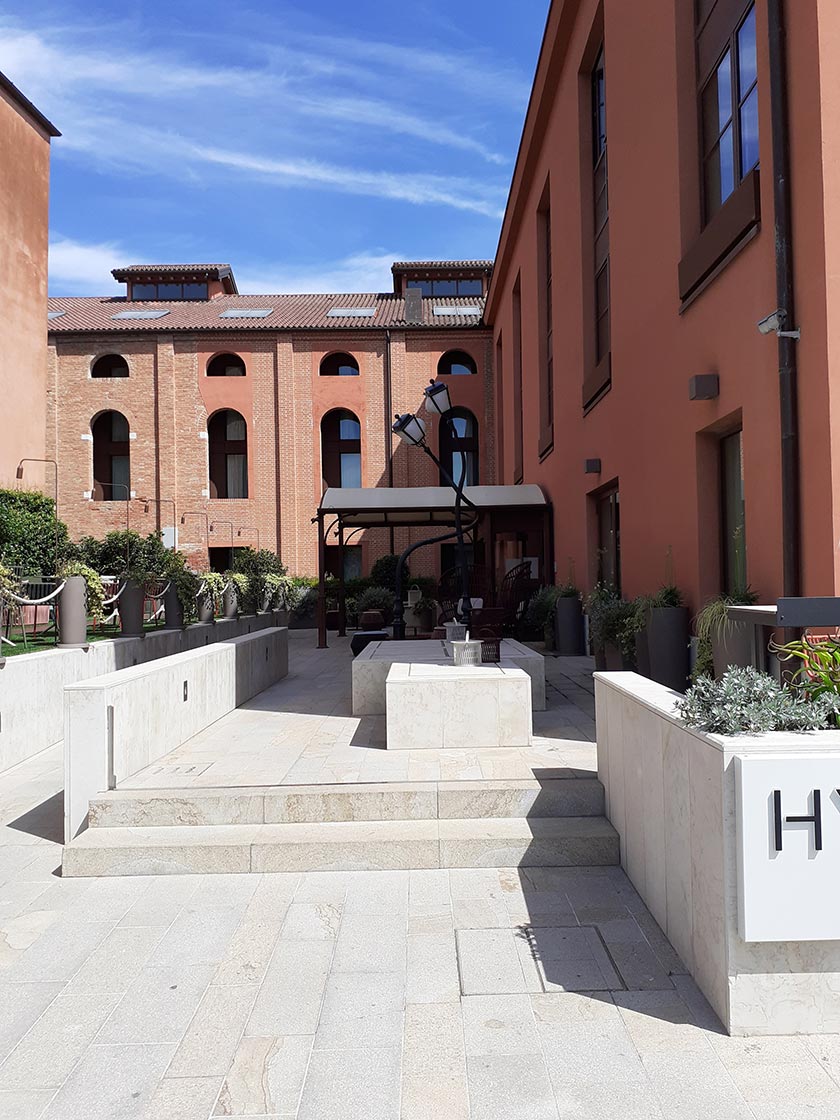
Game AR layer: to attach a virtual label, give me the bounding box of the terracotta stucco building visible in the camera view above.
[0,72,59,489]
[488,0,836,610]
[47,262,493,578]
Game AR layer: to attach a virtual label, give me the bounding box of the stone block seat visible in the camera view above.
[352,638,546,715]
[385,662,532,750]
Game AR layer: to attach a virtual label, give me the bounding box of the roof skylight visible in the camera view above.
[112,309,170,320]
[47,310,65,320]
[326,307,376,318]
[433,305,482,316]
[219,308,272,319]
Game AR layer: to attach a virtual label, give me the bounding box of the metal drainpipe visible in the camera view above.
[767,0,801,597]
[384,329,395,554]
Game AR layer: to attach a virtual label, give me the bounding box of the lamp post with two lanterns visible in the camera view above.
[391,379,477,640]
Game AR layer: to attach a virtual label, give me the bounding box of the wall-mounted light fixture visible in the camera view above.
[584,459,602,475]
[689,374,720,400]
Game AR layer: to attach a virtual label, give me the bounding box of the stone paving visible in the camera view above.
[1,639,839,1118]
[122,634,598,790]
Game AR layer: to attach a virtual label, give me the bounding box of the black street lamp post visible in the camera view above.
[392,379,477,641]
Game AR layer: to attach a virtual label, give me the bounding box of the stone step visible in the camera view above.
[88,779,605,828]
[61,816,619,877]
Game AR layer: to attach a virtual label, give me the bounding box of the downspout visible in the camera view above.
[384,329,395,554]
[767,0,801,597]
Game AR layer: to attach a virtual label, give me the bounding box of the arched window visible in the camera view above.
[92,411,130,500]
[321,409,361,489]
[208,410,248,499]
[320,352,360,377]
[440,408,479,487]
[437,350,477,377]
[91,354,129,378]
[207,353,246,377]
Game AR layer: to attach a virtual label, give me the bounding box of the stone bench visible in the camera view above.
[385,662,532,750]
[353,638,546,716]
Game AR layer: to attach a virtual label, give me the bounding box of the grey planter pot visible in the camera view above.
[712,620,754,678]
[634,628,651,679]
[118,579,145,637]
[223,587,239,619]
[197,595,214,624]
[593,645,607,671]
[554,597,585,656]
[604,642,634,671]
[647,606,690,692]
[163,585,184,630]
[58,576,88,648]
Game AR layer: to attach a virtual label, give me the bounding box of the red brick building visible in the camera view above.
[47,261,493,578]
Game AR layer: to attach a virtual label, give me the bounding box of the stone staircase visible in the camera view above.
[61,778,619,876]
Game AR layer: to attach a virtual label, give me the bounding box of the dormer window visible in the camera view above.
[406,278,484,297]
[129,281,208,301]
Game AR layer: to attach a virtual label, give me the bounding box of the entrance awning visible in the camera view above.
[318,484,549,527]
[315,484,552,648]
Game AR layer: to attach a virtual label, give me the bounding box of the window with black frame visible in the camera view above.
[439,408,479,488]
[321,409,362,489]
[208,410,248,499]
[720,429,747,593]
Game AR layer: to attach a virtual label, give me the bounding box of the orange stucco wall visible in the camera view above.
[0,86,52,489]
[488,0,840,611]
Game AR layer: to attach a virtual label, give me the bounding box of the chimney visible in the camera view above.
[404,286,423,325]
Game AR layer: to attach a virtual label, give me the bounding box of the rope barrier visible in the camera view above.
[4,581,66,606]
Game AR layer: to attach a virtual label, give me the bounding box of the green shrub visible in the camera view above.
[60,559,106,622]
[676,666,839,734]
[0,489,71,576]
[370,554,407,592]
[526,586,561,631]
[357,586,394,617]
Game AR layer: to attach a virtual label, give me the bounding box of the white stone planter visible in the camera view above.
[595,670,840,1036]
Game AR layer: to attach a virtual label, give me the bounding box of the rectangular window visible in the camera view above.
[340,453,362,488]
[698,2,758,222]
[592,47,611,365]
[406,280,433,297]
[537,182,554,456]
[512,275,523,483]
[720,429,747,593]
[129,281,209,301]
[596,488,621,594]
[495,333,505,482]
[457,279,483,296]
[225,454,248,499]
[432,279,457,296]
[111,455,130,495]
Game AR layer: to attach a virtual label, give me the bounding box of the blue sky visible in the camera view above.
[0,1,547,296]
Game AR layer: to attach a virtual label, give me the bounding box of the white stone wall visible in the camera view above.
[595,670,840,1035]
[0,610,286,774]
[64,627,289,843]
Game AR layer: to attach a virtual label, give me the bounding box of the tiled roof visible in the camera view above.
[391,260,494,272]
[46,293,487,333]
[111,264,233,279]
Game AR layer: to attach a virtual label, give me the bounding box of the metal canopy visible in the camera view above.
[318,484,548,527]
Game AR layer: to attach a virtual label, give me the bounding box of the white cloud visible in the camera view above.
[49,236,123,294]
[49,238,404,297]
[236,251,401,295]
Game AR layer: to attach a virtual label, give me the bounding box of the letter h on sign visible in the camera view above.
[772,789,823,852]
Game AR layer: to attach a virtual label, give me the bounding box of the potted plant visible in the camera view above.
[585,582,620,670]
[161,550,200,630]
[224,572,248,618]
[57,560,104,647]
[695,587,759,679]
[197,571,225,623]
[525,586,562,651]
[554,581,585,656]
[412,595,437,633]
[631,585,690,691]
[357,585,393,628]
[600,597,638,670]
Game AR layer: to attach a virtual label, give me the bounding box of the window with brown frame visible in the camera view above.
[698,2,758,223]
[208,410,248,499]
[512,274,523,483]
[439,408,479,488]
[583,46,611,408]
[91,411,130,500]
[536,183,554,456]
[321,409,362,490]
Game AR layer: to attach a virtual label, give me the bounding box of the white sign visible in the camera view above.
[737,754,840,941]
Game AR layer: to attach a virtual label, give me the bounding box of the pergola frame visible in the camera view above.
[314,485,552,648]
